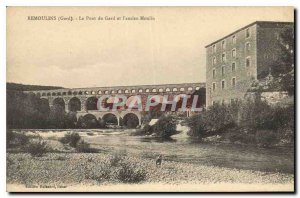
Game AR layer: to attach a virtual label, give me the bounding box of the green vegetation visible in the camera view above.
[7,82,64,91]
[133,115,179,139]
[59,132,81,147]
[26,139,48,157]
[187,99,294,147]
[86,152,147,183]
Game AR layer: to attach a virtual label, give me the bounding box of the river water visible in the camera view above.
[14,128,294,174]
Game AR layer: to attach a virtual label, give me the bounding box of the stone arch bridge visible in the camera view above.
[25,83,205,126]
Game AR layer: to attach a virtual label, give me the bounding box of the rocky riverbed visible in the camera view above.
[7,152,294,192]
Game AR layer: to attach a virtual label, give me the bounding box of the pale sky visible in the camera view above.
[7,7,293,88]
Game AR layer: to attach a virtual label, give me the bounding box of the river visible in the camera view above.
[14,128,294,174]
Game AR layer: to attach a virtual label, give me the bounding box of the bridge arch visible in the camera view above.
[40,98,50,113]
[102,113,119,126]
[122,113,140,128]
[80,114,98,128]
[86,96,98,110]
[52,98,65,110]
[68,97,81,112]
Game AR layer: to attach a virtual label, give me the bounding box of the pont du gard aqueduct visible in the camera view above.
[25,83,206,127]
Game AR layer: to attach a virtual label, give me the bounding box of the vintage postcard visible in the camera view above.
[6,7,294,192]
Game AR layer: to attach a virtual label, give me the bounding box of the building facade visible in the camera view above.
[205,21,294,106]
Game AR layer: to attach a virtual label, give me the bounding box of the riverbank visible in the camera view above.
[7,153,294,192]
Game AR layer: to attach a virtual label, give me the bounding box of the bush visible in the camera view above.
[75,140,98,153]
[115,160,147,183]
[86,154,147,184]
[187,103,237,138]
[26,139,48,157]
[186,114,207,138]
[152,115,178,138]
[7,131,29,148]
[60,132,81,147]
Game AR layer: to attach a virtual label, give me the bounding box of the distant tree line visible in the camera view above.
[7,82,64,91]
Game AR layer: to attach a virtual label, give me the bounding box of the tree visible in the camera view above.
[272,27,294,95]
[152,115,178,139]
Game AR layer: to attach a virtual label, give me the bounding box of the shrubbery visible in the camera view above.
[60,132,81,148]
[26,139,48,157]
[87,152,147,183]
[7,130,29,148]
[152,115,179,139]
[187,99,294,147]
[75,140,98,153]
[132,115,179,139]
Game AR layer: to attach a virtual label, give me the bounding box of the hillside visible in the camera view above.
[7,82,64,91]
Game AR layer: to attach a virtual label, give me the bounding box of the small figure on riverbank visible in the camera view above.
[156,155,162,167]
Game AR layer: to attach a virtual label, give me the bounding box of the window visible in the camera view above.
[212,44,216,53]
[246,28,250,38]
[222,53,226,62]
[222,66,225,76]
[245,42,251,52]
[213,56,216,65]
[221,40,226,49]
[232,77,236,87]
[212,69,216,78]
[232,35,236,44]
[231,62,236,72]
[246,57,251,67]
[221,80,225,90]
[232,48,236,58]
[212,83,216,91]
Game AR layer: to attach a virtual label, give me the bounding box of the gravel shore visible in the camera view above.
[7,152,294,191]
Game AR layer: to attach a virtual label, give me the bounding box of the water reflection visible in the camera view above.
[140,137,177,143]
